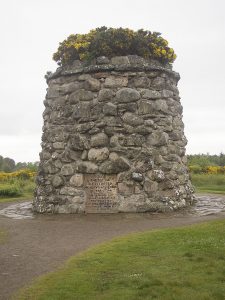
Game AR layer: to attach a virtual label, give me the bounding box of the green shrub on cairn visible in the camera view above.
[53,27,177,66]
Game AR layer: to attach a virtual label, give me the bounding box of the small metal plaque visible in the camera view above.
[84,174,118,213]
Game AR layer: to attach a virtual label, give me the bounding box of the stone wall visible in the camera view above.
[34,55,195,213]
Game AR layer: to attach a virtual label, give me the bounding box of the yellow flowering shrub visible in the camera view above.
[53,27,177,66]
[189,165,225,174]
[0,169,36,182]
[0,169,36,198]
[206,166,225,174]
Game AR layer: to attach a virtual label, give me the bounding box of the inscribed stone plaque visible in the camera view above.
[84,174,118,213]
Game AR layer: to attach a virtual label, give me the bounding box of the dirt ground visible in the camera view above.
[1,197,225,300]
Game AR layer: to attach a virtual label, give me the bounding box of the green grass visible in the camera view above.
[0,193,34,204]
[16,219,225,300]
[191,174,225,194]
[0,183,23,197]
[0,178,35,203]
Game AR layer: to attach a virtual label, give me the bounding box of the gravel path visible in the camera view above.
[0,194,225,300]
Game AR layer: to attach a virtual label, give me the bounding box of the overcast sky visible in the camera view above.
[0,0,224,162]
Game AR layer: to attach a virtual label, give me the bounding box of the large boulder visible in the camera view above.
[116,88,140,103]
[99,156,130,174]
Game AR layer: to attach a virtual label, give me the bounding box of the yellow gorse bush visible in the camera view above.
[189,165,225,174]
[206,166,225,174]
[53,27,177,66]
[0,169,36,182]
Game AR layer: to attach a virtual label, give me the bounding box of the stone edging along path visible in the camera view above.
[0,194,225,300]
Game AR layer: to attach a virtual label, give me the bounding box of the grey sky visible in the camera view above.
[0,0,224,162]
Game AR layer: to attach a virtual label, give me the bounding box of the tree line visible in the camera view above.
[0,155,39,173]
[187,153,225,167]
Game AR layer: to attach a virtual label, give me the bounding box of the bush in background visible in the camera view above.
[187,153,225,168]
[188,153,225,175]
[189,165,225,174]
[0,169,36,181]
[0,169,36,199]
[0,185,22,197]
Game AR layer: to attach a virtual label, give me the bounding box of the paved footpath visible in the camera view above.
[0,195,225,300]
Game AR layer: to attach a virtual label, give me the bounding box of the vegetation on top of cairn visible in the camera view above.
[53,27,177,66]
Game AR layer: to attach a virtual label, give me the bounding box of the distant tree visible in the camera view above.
[15,161,39,171]
[219,152,225,166]
[2,157,16,172]
[26,162,39,172]
[0,155,3,170]
[15,162,27,170]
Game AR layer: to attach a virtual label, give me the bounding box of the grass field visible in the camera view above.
[16,219,225,300]
[0,175,35,203]
[191,174,225,194]
[0,194,34,204]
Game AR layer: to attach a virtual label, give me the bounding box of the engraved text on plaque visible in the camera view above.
[84,174,118,213]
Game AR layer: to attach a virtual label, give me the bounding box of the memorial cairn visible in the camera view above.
[34,27,195,213]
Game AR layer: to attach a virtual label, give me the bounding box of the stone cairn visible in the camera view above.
[34,55,195,213]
